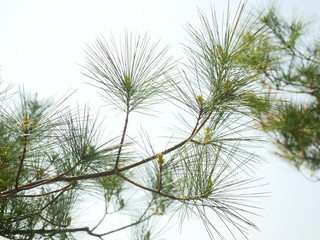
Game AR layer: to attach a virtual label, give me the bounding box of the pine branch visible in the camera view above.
[0,109,207,199]
[115,107,130,169]
[99,210,153,237]
[9,183,73,198]
[0,227,103,240]
[15,129,28,189]
[117,173,184,201]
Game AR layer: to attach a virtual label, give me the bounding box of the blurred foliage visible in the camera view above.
[242,4,320,179]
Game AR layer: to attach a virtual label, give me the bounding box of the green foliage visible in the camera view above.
[244,4,320,179]
[0,91,120,239]
[264,102,320,172]
[83,32,174,113]
[0,3,269,240]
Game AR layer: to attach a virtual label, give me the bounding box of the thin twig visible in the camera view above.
[1,159,81,198]
[36,214,69,228]
[99,205,154,237]
[115,107,130,169]
[10,183,73,198]
[117,173,184,201]
[290,46,320,65]
[15,131,28,189]
[1,183,73,224]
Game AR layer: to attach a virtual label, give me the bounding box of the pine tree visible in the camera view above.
[243,4,320,181]
[0,4,268,239]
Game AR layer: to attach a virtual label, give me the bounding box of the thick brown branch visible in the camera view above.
[0,227,103,239]
[1,160,81,198]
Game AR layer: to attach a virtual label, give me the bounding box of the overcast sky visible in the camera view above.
[0,0,320,240]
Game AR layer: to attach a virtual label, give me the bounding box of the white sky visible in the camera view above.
[1,0,320,240]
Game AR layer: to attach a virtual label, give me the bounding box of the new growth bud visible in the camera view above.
[66,216,72,226]
[157,152,164,168]
[123,74,132,92]
[225,80,232,93]
[204,127,212,143]
[23,116,30,128]
[208,178,214,188]
[196,95,204,110]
